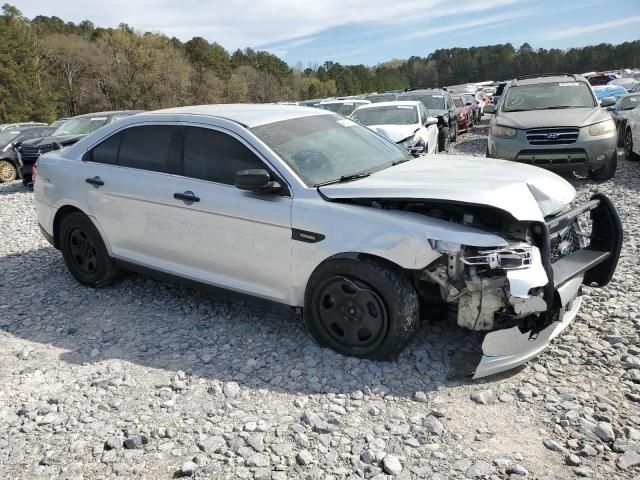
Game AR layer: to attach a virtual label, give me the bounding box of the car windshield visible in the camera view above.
[252,114,408,186]
[317,102,366,116]
[52,116,110,136]
[366,95,396,103]
[351,105,418,126]
[502,82,596,112]
[0,130,21,147]
[620,94,640,110]
[399,93,445,109]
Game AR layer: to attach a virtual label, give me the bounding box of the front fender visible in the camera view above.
[289,196,508,306]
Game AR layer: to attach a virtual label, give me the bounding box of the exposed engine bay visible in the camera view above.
[340,197,592,334]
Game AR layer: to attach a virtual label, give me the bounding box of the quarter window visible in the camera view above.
[182,127,264,185]
[90,132,122,165]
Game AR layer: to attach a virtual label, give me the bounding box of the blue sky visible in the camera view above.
[14,0,640,66]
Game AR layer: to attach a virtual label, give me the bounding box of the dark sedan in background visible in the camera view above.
[16,110,142,184]
[0,126,54,183]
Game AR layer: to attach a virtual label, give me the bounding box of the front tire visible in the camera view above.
[438,127,451,152]
[0,160,17,183]
[588,151,617,181]
[304,258,419,360]
[59,212,119,287]
[625,128,640,161]
[451,122,458,142]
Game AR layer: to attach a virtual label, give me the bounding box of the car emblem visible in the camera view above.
[546,133,559,139]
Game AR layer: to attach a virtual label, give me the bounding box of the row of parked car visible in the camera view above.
[0,111,141,184]
[295,88,489,155]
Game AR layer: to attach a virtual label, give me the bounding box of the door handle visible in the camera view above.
[174,191,200,203]
[85,176,104,187]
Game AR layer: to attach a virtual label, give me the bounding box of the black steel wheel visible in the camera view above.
[304,258,419,359]
[625,128,639,161]
[313,276,388,355]
[59,211,119,287]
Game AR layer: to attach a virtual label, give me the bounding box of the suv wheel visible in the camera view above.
[60,211,119,287]
[304,258,419,359]
[451,123,458,143]
[625,128,639,161]
[0,160,17,183]
[438,127,450,152]
[588,151,617,181]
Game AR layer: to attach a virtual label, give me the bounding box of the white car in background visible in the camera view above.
[624,104,640,161]
[317,99,370,116]
[350,101,439,155]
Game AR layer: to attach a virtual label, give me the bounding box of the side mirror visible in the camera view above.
[484,105,495,114]
[600,96,616,108]
[425,116,438,126]
[234,169,281,193]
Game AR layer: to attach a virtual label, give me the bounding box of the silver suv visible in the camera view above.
[486,74,617,180]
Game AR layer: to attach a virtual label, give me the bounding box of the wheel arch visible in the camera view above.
[52,205,110,253]
[299,251,413,307]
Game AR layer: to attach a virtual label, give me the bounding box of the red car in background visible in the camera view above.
[452,95,473,133]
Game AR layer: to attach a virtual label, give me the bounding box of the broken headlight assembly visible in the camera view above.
[460,243,533,270]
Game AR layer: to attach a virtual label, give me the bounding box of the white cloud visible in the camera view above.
[14,0,521,51]
[544,16,640,40]
[397,9,533,40]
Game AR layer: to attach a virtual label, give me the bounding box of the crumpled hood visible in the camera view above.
[495,108,609,130]
[21,134,85,147]
[319,154,576,221]
[371,124,419,143]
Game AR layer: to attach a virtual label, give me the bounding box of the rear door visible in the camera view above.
[83,124,185,265]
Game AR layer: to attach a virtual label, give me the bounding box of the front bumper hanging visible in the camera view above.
[472,193,623,379]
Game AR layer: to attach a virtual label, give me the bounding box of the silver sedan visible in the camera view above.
[33,105,622,378]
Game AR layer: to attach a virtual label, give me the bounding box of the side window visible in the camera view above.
[90,132,122,165]
[119,125,177,173]
[182,127,264,185]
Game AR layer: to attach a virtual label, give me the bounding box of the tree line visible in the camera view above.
[1,3,638,123]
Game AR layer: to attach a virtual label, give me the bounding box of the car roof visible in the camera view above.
[73,110,144,118]
[512,74,588,86]
[400,89,445,95]
[354,101,421,110]
[148,104,334,128]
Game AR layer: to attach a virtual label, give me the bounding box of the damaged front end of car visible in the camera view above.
[418,193,622,378]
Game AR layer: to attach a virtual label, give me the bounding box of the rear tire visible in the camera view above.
[588,151,617,181]
[438,127,450,152]
[59,211,119,287]
[304,258,419,360]
[451,122,458,142]
[0,160,17,183]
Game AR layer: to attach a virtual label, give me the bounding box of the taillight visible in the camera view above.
[32,161,38,183]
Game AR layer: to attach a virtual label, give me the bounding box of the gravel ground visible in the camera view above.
[1,119,639,479]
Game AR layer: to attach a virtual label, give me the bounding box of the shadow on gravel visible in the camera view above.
[0,245,517,400]
[0,181,27,197]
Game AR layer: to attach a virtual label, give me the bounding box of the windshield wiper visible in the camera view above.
[315,172,371,187]
[392,157,412,166]
[540,106,583,110]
